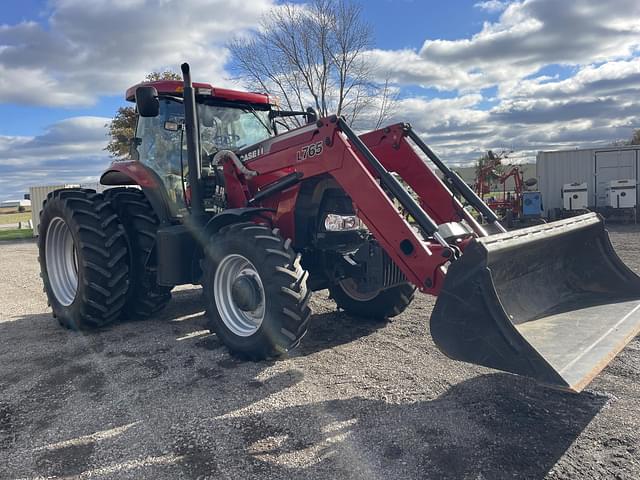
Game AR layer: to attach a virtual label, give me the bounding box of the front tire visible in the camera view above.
[38,189,129,329]
[203,223,311,359]
[329,280,415,321]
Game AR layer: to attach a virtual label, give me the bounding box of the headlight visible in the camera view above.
[323,214,365,232]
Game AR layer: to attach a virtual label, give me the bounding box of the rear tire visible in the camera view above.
[104,187,172,320]
[203,223,312,359]
[38,189,129,329]
[329,280,415,321]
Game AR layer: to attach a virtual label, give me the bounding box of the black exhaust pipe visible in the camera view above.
[181,62,205,220]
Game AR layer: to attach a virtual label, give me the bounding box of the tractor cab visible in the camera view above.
[124,80,275,209]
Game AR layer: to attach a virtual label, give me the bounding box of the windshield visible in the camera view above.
[135,99,272,212]
[197,103,272,153]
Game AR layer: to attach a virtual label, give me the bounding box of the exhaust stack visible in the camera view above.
[181,62,205,220]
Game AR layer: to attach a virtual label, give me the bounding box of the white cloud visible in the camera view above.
[367,49,486,91]
[504,57,640,101]
[474,1,510,13]
[0,117,112,200]
[388,53,640,164]
[0,0,276,107]
[370,0,640,93]
[393,94,488,130]
[365,0,640,163]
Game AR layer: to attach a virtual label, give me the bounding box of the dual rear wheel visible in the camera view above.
[39,189,130,329]
[39,193,312,358]
[39,188,169,329]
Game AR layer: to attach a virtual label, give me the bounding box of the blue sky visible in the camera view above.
[1,0,639,200]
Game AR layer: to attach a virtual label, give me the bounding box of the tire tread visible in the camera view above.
[38,188,130,329]
[104,187,172,320]
[203,222,312,360]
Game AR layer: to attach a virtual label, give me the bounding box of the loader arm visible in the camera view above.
[360,124,487,235]
[232,117,458,295]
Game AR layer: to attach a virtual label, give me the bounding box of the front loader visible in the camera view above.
[38,63,640,392]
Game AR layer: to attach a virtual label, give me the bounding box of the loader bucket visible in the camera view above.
[430,213,640,392]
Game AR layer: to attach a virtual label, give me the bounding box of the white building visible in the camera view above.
[537,145,640,216]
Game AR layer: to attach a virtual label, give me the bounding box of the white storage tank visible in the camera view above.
[606,179,637,209]
[537,149,595,215]
[562,183,589,210]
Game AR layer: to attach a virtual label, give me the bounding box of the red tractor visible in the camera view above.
[38,64,640,392]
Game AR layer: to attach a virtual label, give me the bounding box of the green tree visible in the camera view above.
[143,70,182,82]
[106,71,181,158]
[105,106,137,158]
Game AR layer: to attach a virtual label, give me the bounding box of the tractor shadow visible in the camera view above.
[147,297,607,478]
[193,373,608,480]
[294,310,389,357]
[0,285,614,479]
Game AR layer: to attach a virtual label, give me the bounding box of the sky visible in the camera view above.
[1,0,639,201]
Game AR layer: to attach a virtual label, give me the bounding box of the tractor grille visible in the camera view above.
[382,251,407,288]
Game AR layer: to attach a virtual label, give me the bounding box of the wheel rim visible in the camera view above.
[45,217,78,306]
[214,254,265,337]
[339,278,379,301]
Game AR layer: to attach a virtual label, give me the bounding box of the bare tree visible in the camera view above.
[228,0,395,129]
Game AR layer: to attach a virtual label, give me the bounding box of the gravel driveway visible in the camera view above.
[1,225,639,479]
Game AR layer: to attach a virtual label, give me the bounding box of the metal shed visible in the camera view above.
[536,146,640,216]
[29,185,79,235]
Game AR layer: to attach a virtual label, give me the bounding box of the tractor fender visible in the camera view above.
[100,161,174,225]
[294,175,358,249]
[204,208,275,236]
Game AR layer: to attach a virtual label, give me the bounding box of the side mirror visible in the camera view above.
[305,107,318,124]
[136,86,159,117]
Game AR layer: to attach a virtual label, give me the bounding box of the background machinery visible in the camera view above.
[474,151,542,226]
[38,63,640,392]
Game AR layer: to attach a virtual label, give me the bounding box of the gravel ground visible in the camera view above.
[0,225,639,479]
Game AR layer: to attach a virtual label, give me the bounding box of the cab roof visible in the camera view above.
[125,80,272,106]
